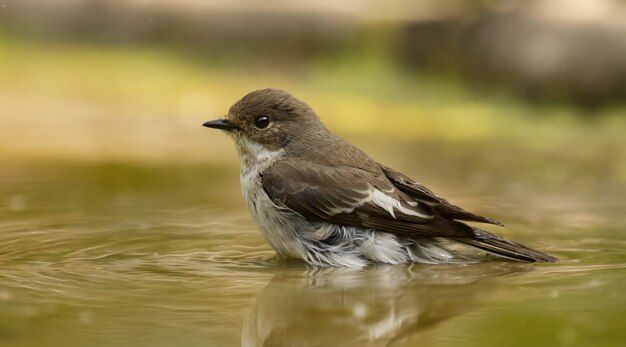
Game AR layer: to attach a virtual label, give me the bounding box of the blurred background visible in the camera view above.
[1,0,625,160]
[1,0,625,209]
[1,1,625,346]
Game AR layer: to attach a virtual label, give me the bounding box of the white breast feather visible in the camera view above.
[236,137,306,258]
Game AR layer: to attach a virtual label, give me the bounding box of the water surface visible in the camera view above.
[0,156,624,347]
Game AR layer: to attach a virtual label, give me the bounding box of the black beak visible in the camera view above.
[202,119,237,131]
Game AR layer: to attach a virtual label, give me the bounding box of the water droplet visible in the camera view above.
[550,289,560,298]
[352,302,368,319]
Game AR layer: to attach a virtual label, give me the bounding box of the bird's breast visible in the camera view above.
[239,161,307,259]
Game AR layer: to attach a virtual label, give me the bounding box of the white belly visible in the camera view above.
[240,161,309,259]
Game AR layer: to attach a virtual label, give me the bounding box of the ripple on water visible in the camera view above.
[0,162,625,346]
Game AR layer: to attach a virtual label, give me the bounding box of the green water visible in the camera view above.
[1,149,625,347]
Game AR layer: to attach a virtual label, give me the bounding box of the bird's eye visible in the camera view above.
[254,116,270,128]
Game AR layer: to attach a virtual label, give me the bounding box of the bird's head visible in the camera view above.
[203,88,324,158]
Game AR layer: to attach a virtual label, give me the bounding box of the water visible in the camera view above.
[0,154,625,347]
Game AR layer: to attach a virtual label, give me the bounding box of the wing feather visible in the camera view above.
[261,159,555,262]
[261,159,475,239]
[379,164,505,226]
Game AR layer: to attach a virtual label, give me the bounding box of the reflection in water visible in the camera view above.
[244,263,530,347]
[1,162,625,346]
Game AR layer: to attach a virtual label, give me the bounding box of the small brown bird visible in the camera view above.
[203,88,556,267]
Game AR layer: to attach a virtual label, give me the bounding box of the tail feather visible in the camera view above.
[455,228,557,263]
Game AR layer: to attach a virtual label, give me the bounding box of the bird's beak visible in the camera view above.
[202,119,238,131]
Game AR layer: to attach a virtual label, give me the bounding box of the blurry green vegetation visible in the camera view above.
[1,31,624,147]
[2,30,625,195]
[1,31,625,190]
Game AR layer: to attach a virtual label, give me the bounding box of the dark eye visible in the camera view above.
[254,116,270,128]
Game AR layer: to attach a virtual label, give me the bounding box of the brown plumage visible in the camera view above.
[262,158,556,262]
[204,88,557,265]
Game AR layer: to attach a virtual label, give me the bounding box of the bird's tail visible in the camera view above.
[454,228,557,263]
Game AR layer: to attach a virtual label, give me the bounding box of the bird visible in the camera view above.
[202,88,556,267]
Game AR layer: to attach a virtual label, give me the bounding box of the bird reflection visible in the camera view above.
[243,262,530,347]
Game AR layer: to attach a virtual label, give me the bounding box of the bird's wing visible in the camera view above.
[261,159,475,239]
[262,159,555,262]
[379,164,505,226]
